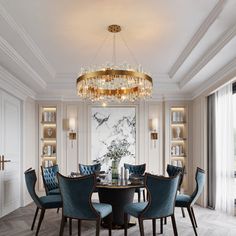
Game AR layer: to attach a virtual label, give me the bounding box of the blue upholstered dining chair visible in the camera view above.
[57,173,113,236]
[79,163,101,175]
[167,164,185,217]
[124,173,180,236]
[41,164,60,195]
[175,167,205,236]
[124,163,146,202]
[24,168,62,236]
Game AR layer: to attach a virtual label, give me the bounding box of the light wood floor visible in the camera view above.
[0,204,236,236]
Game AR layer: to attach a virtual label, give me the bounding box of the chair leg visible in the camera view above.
[35,208,45,236]
[59,215,66,236]
[181,207,185,218]
[142,189,146,202]
[164,217,167,225]
[171,215,178,236]
[138,218,144,236]
[69,218,72,235]
[108,213,112,236]
[187,207,198,236]
[191,207,198,228]
[152,219,156,236]
[57,208,60,213]
[160,218,163,234]
[31,207,39,230]
[138,190,141,202]
[124,213,128,236]
[96,218,101,236]
[78,219,81,236]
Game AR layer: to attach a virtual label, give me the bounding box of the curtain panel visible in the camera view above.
[215,83,235,215]
[207,94,216,209]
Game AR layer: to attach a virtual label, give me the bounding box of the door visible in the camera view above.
[0,90,21,217]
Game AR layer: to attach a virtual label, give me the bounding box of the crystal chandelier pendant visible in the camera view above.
[76,24,153,103]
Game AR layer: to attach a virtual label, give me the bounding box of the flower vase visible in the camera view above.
[111,160,119,179]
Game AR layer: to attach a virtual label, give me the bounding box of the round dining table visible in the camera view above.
[96,178,144,228]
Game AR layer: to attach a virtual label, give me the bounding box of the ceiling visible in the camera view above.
[0,0,236,100]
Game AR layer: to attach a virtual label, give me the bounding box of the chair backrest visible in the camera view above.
[24,169,42,208]
[57,173,99,219]
[141,173,180,219]
[190,167,206,205]
[124,163,146,176]
[79,163,101,175]
[166,164,185,190]
[41,165,59,194]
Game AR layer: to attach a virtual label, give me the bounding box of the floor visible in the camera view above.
[0,204,236,236]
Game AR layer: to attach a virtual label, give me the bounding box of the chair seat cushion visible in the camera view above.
[175,194,192,207]
[92,203,112,218]
[40,195,62,209]
[48,188,60,195]
[124,202,148,217]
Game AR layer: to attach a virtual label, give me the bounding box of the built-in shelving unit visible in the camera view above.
[165,103,189,193]
[38,106,57,190]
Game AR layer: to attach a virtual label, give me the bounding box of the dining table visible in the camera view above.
[96,177,145,229]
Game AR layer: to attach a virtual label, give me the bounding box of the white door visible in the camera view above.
[0,90,21,217]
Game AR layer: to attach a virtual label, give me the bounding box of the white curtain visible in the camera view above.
[215,83,235,215]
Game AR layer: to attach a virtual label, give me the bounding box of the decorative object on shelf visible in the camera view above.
[76,24,153,103]
[172,111,184,123]
[176,126,181,139]
[47,128,53,137]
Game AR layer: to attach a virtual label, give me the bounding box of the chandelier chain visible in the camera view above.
[112,33,117,65]
[119,32,139,66]
[89,33,109,66]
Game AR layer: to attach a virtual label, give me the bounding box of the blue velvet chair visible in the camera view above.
[57,173,112,236]
[24,168,62,236]
[124,173,180,236]
[41,164,60,195]
[167,164,185,217]
[175,167,205,236]
[79,163,101,175]
[124,163,146,202]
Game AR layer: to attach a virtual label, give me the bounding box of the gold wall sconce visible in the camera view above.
[63,118,77,147]
[150,118,158,148]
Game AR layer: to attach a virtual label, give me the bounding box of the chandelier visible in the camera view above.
[76,24,153,103]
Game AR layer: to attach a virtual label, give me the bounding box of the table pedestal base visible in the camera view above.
[98,187,135,227]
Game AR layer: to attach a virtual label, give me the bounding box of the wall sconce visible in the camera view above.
[150,118,158,148]
[63,118,77,148]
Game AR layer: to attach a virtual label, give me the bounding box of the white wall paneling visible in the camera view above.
[61,101,164,175]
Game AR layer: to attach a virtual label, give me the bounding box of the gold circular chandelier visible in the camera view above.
[76,24,153,102]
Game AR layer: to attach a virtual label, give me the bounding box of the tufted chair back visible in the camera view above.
[167,164,185,191]
[79,163,101,175]
[190,167,205,205]
[141,173,180,219]
[57,173,99,219]
[41,165,59,194]
[124,163,146,176]
[24,168,42,208]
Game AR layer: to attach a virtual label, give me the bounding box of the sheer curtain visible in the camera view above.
[215,83,235,215]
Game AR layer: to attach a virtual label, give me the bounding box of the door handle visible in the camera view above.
[0,155,11,171]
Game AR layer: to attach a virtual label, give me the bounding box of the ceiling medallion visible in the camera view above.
[76,24,153,103]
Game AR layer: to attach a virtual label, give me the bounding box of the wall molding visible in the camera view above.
[0,3,56,79]
[168,0,226,78]
[191,57,236,99]
[0,65,36,100]
[180,24,236,88]
[0,36,47,89]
